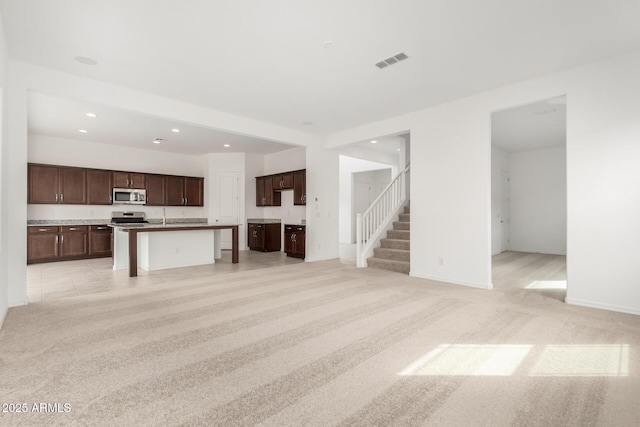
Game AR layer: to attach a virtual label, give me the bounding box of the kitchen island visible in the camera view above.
[110,223,239,277]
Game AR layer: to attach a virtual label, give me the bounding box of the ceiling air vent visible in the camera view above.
[375,52,409,69]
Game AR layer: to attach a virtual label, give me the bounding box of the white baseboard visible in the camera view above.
[9,298,28,308]
[565,297,640,316]
[0,306,6,330]
[409,272,491,290]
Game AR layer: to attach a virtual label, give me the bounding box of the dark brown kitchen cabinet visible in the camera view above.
[27,225,112,264]
[248,222,281,252]
[113,171,146,189]
[255,176,281,206]
[89,225,112,256]
[28,163,204,207]
[293,169,306,205]
[145,174,166,206]
[166,176,204,206]
[87,169,113,204]
[27,226,59,261]
[59,226,89,257]
[28,164,86,204]
[28,164,59,204]
[256,177,265,206]
[256,169,304,207]
[284,224,305,259]
[60,168,87,204]
[273,172,293,190]
[166,176,185,206]
[184,177,203,206]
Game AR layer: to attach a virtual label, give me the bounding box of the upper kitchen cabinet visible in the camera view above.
[145,174,166,206]
[28,164,59,204]
[113,171,146,189]
[86,169,113,205]
[293,169,306,205]
[166,176,204,206]
[255,175,281,206]
[184,177,203,206]
[256,176,265,206]
[28,164,86,204]
[273,172,293,190]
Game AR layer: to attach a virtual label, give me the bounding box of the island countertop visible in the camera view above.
[109,222,237,231]
[112,222,240,277]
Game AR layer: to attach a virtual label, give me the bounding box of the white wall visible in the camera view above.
[27,135,208,221]
[339,155,393,243]
[325,49,640,315]
[3,61,28,308]
[509,147,566,255]
[305,146,339,261]
[244,152,264,223]
[491,146,509,255]
[0,11,9,327]
[264,146,306,174]
[350,169,391,242]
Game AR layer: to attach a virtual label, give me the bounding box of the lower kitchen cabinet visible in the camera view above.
[248,222,281,252]
[284,224,305,259]
[89,225,113,256]
[59,226,89,258]
[27,225,112,264]
[27,226,60,261]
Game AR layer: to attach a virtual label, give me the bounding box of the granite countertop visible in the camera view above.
[28,218,209,226]
[28,219,112,226]
[247,218,281,224]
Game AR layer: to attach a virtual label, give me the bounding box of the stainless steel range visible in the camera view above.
[110,211,148,226]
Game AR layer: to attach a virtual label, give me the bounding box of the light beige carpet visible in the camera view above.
[1,259,639,426]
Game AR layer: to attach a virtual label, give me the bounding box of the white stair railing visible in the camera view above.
[356,164,410,267]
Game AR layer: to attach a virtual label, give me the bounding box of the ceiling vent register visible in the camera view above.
[375,52,409,69]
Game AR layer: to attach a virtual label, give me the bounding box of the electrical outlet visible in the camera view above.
[438,257,444,266]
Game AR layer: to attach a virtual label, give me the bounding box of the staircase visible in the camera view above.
[366,204,410,274]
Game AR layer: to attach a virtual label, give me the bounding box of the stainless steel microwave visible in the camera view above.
[112,188,146,205]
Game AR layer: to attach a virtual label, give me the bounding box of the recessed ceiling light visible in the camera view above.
[223,144,230,148]
[397,148,401,151]
[171,128,180,133]
[78,129,88,133]
[153,138,164,144]
[75,56,97,65]
[370,140,378,144]
[85,112,97,118]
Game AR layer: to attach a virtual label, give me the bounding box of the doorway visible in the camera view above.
[490,96,567,296]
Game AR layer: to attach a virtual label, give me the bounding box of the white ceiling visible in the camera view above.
[492,97,566,153]
[2,1,640,152]
[27,91,296,155]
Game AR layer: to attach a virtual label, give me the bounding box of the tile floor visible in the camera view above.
[27,250,304,303]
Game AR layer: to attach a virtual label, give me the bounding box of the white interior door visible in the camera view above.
[215,171,239,249]
[500,171,511,252]
[352,181,371,242]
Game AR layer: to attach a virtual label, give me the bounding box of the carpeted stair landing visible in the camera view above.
[367,204,410,274]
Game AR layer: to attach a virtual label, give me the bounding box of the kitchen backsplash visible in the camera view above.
[27,204,207,221]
